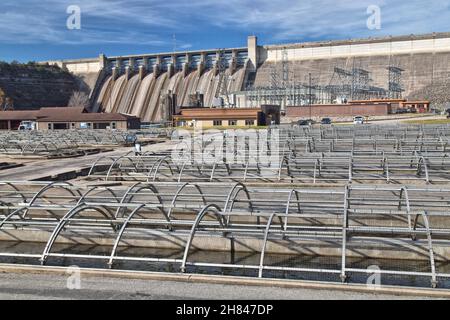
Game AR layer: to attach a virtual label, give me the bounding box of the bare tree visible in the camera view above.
[68,91,90,109]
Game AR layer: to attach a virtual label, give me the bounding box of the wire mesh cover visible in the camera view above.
[2,124,450,288]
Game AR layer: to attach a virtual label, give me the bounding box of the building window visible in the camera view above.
[94,123,109,130]
[47,123,52,130]
[245,120,255,126]
[213,120,222,126]
[71,123,75,129]
[111,122,117,129]
[228,120,237,126]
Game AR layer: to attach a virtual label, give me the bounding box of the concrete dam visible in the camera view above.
[46,32,450,121]
[93,55,248,122]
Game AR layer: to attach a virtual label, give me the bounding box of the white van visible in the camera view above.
[353,116,364,125]
[18,121,36,131]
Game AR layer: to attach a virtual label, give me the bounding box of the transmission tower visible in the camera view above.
[387,66,404,99]
[215,50,232,107]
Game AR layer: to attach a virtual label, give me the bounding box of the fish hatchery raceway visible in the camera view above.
[0,125,449,300]
[3,32,450,300]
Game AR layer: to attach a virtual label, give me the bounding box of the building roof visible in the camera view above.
[174,108,261,121]
[349,99,407,104]
[0,110,39,121]
[400,100,430,104]
[35,107,138,122]
[0,107,139,122]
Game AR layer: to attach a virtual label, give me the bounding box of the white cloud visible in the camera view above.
[0,0,448,46]
[179,44,193,50]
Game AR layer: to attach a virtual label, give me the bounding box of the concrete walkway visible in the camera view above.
[0,272,434,300]
[0,141,174,181]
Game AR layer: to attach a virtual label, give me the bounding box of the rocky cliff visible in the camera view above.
[0,62,79,110]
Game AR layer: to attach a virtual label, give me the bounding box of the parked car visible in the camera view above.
[18,121,36,131]
[430,108,440,114]
[353,116,364,125]
[298,119,315,126]
[321,118,332,125]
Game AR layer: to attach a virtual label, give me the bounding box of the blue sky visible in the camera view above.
[1,0,449,62]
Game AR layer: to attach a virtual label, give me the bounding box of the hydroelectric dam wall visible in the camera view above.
[46,32,450,121]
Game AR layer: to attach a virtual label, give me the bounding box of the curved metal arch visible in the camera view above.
[278,156,292,182]
[22,141,48,155]
[440,153,449,169]
[180,204,225,272]
[122,152,146,169]
[34,141,53,154]
[417,156,430,183]
[0,182,27,204]
[439,136,447,153]
[412,211,438,288]
[40,204,117,264]
[177,158,192,183]
[167,183,206,219]
[114,182,168,221]
[209,160,231,182]
[26,182,82,217]
[148,155,175,182]
[258,213,282,278]
[124,150,135,157]
[119,185,170,225]
[313,159,320,183]
[223,183,254,225]
[114,182,145,218]
[106,156,139,181]
[348,156,354,183]
[108,204,146,267]
[284,189,301,231]
[76,186,121,206]
[383,156,390,183]
[0,207,28,229]
[340,184,351,283]
[281,137,293,158]
[398,187,413,238]
[243,156,261,181]
[146,155,169,179]
[88,155,116,176]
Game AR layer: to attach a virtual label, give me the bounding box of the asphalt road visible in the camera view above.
[0,272,434,300]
